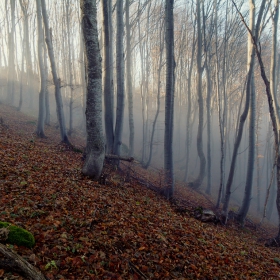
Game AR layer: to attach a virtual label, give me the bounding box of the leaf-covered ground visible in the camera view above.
[1,104,280,279]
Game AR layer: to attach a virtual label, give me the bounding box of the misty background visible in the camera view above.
[0,0,278,224]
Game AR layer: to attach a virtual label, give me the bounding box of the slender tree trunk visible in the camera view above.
[79,24,86,133]
[164,0,175,198]
[44,33,50,126]
[222,0,265,223]
[113,0,125,159]
[143,19,164,169]
[7,0,16,106]
[205,63,212,195]
[35,0,46,138]
[125,0,134,157]
[80,0,105,180]
[102,0,114,153]
[66,0,74,136]
[19,0,34,110]
[237,73,256,224]
[184,28,195,182]
[41,0,70,144]
[192,0,206,189]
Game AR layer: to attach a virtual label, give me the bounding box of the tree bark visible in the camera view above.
[222,0,265,223]
[0,244,46,280]
[164,0,175,198]
[6,0,16,106]
[192,0,206,189]
[81,0,105,180]
[125,0,135,157]
[35,0,46,138]
[113,0,125,159]
[102,0,115,154]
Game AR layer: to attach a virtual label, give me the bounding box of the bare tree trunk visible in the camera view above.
[164,0,175,198]
[44,33,50,126]
[35,0,46,138]
[184,27,195,182]
[41,0,70,144]
[79,23,86,133]
[237,74,256,224]
[143,19,164,169]
[19,0,34,110]
[7,0,16,106]
[66,0,74,136]
[125,0,134,157]
[222,0,265,223]
[80,0,105,180]
[113,0,125,159]
[102,0,114,153]
[192,0,206,189]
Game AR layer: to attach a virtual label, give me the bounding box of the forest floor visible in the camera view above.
[0,103,280,279]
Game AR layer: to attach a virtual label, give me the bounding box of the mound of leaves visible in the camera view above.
[1,104,280,279]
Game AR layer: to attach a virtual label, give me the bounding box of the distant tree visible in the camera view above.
[41,0,70,144]
[192,0,206,189]
[80,0,105,180]
[164,0,175,198]
[125,0,134,157]
[237,0,256,225]
[102,0,114,154]
[7,0,16,106]
[18,0,34,111]
[113,0,125,159]
[65,0,74,136]
[222,0,265,223]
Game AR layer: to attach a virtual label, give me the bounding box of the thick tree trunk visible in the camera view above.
[164,0,175,198]
[80,0,105,180]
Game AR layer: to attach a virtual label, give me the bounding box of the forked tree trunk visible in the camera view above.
[80,0,105,180]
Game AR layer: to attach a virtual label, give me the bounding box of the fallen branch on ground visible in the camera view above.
[0,244,46,280]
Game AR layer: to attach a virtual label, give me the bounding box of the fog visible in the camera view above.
[0,0,279,226]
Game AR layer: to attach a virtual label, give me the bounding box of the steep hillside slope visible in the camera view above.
[0,104,280,279]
